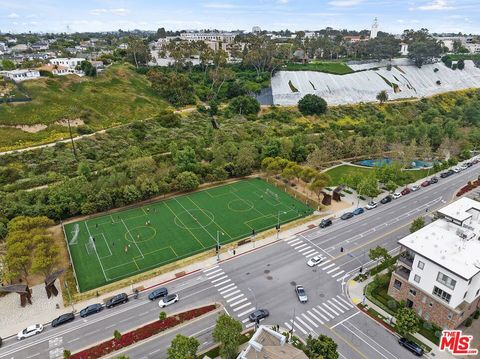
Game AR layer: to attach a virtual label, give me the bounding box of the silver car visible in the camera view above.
[295,285,308,303]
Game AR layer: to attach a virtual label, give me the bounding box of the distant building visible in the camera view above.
[388,197,480,329]
[237,325,308,359]
[1,69,40,82]
[400,43,409,56]
[343,35,369,43]
[10,44,29,52]
[31,42,49,51]
[371,17,379,39]
[49,58,85,69]
[252,26,262,33]
[180,32,237,43]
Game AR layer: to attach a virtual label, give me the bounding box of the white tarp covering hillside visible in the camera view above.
[271,60,480,106]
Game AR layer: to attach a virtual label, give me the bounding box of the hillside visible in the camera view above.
[0,64,167,151]
[272,59,480,106]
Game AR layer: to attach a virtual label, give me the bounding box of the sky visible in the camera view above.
[0,0,479,34]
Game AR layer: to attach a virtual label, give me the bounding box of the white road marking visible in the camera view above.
[298,246,312,253]
[331,270,345,278]
[327,266,341,274]
[305,251,319,258]
[322,263,336,271]
[284,322,294,332]
[290,319,308,334]
[229,297,248,307]
[317,305,335,319]
[293,243,308,250]
[312,307,329,321]
[233,302,252,312]
[330,311,360,329]
[237,307,256,317]
[307,310,324,324]
[214,279,231,287]
[218,284,236,294]
[203,265,219,273]
[204,268,223,276]
[205,271,225,279]
[331,297,350,311]
[295,316,315,333]
[327,300,344,313]
[302,313,319,328]
[242,318,250,323]
[302,248,316,256]
[321,303,339,316]
[211,275,228,283]
[317,259,331,267]
[337,274,350,282]
[336,295,354,308]
[225,293,243,302]
[223,290,241,299]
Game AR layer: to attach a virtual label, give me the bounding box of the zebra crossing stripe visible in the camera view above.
[211,275,228,283]
[317,259,331,267]
[322,263,336,271]
[291,320,307,335]
[337,274,350,282]
[298,246,312,253]
[301,313,319,328]
[336,295,354,308]
[307,310,324,324]
[226,293,243,302]
[204,267,223,275]
[223,290,241,299]
[322,302,339,316]
[219,285,237,294]
[305,252,319,258]
[302,248,316,256]
[287,238,302,245]
[237,307,256,317]
[242,318,250,323]
[317,305,335,319]
[331,297,350,311]
[230,297,248,307]
[327,266,340,274]
[293,243,308,250]
[284,322,294,332]
[312,307,329,322]
[245,322,255,328]
[233,302,252,312]
[327,300,344,313]
[203,265,219,273]
[331,270,345,278]
[295,317,314,332]
[214,279,231,287]
[207,271,226,279]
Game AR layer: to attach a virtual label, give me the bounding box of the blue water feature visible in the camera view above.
[355,158,433,168]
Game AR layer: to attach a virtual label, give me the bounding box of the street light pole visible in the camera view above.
[277,211,286,240]
[216,231,224,261]
[248,287,257,310]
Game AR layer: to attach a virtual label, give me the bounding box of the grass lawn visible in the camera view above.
[447,54,480,61]
[284,61,354,75]
[324,164,432,187]
[0,64,167,150]
[64,179,313,292]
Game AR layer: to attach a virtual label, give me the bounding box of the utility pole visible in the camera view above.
[216,231,223,261]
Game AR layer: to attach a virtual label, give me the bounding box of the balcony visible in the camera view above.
[395,265,411,280]
[398,252,414,268]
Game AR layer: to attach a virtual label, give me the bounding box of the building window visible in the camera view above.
[464,291,468,299]
[414,274,421,283]
[436,272,456,290]
[393,279,402,290]
[448,312,453,320]
[433,286,452,304]
[424,313,430,321]
[422,296,427,304]
[417,261,425,270]
[409,289,417,296]
[429,301,433,307]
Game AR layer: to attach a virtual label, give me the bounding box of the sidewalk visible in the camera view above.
[347,276,455,359]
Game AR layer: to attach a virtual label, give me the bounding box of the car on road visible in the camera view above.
[295,285,308,303]
[392,192,402,199]
[440,172,450,178]
[319,218,333,228]
[420,180,431,187]
[106,293,128,308]
[158,293,179,308]
[366,201,378,210]
[148,287,168,300]
[80,303,103,317]
[352,207,364,215]
[411,185,420,191]
[447,169,455,176]
[17,324,43,340]
[401,187,411,196]
[307,255,323,267]
[249,309,269,322]
[398,337,424,356]
[460,164,468,170]
[380,195,392,204]
[340,212,354,220]
[473,159,479,165]
[429,177,438,184]
[453,167,461,173]
[51,312,75,328]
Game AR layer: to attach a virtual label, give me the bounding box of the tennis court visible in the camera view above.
[64,178,313,292]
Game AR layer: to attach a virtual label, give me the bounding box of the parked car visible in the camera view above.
[421,180,431,187]
[466,162,473,167]
[453,167,461,173]
[295,285,308,303]
[401,187,411,195]
[80,303,103,318]
[158,293,179,308]
[440,172,449,178]
[249,309,269,322]
[106,293,128,308]
[17,324,43,340]
[447,169,455,176]
[392,192,402,199]
[429,177,438,184]
[340,212,354,220]
[366,201,378,210]
[380,195,392,204]
[319,218,333,228]
[460,164,468,170]
[472,159,479,165]
[148,287,168,300]
[307,255,323,267]
[0,336,2,347]
[352,207,364,215]
[411,185,420,191]
[52,312,75,328]
[398,337,424,356]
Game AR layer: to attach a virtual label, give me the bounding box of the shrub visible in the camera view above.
[436,80,441,85]
[474,310,480,320]
[433,68,439,72]
[63,350,71,359]
[422,322,433,330]
[228,96,260,115]
[298,94,328,116]
[457,59,465,70]
[159,311,167,320]
[465,317,473,327]
[435,330,442,338]
[113,330,122,340]
[452,63,458,70]
[387,299,397,310]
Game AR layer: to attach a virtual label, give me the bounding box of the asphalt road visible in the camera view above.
[0,163,478,359]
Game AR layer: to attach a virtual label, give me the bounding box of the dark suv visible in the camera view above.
[51,312,75,328]
[380,195,392,204]
[106,293,128,308]
[398,338,424,356]
[319,218,333,228]
[249,309,269,322]
[80,303,103,317]
[148,287,168,300]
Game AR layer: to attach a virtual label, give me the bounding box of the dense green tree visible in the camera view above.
[395,308,420,336]
[410,217,425,233]
[357,174,380,199]
[228,96,260,115]
[457,59,465,70]
[408,38,443,68]
[79,61,97,77]
[126,37,151,68]
[174,172,199,192]
[1,59,15,70]
[367,36,401,60]
[174,146,198,172]
[167,334,199,359]
[298,94,328,116]
[31,234,60,277]
[212,314,242,359]
[148,70,195,107]
[303,334,339,359]
[309,173,330,203]
[368,246,391,267]
[157,27,167,39]
[376,90,388,104]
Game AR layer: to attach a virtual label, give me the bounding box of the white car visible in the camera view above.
[392,192,402,199]
[460,164,468,171]
[411,185,420,191]
[17,324,43,340]
[158,293,179,308]
[295,285,308,303]
[307,255,323,267]
[366,201,378,210]
[453,167,461,173]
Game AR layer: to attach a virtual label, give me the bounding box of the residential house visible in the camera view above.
[400,43,409,56]
[1,69,40,82]
[10,44,29,53]
[388,197,480,329]
[49,58,85,69]
[343,35,369,43]
[180,31,237,43]
[31,42,49,51]
[237,326,308,359]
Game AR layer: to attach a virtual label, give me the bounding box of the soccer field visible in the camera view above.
[64,179,313,292]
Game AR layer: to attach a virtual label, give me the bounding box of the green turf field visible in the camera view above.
[64,179,313,292]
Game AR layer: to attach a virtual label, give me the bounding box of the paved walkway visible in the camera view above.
[347,276,455,359]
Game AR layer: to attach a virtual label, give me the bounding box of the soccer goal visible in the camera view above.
[85,236,96,255]
[265,189,280,201]
[69,223,80,245]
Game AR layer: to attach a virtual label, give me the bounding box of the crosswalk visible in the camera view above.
[203,265,257,328]
[285,237,350,283]
[283,294,355,336]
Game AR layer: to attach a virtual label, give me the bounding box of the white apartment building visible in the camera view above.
[388,197,480,329]
[180,32,237,43]
[49,58,86,68]
[1,69,41,82]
